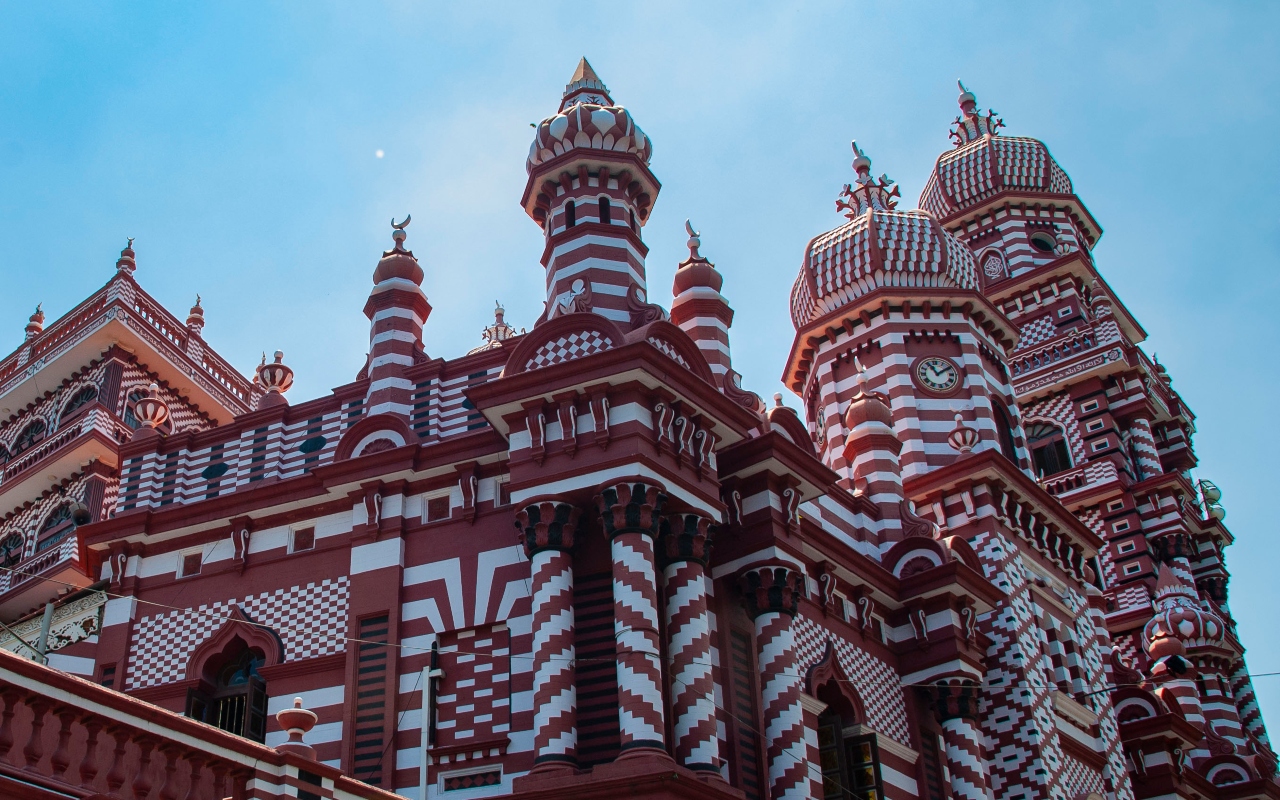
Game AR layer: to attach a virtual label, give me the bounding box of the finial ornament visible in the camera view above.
[256,350,295,409]
[24,304,45,340]
[468,300,525,353]
[127,237,134,249]
[950,80,1004,147]
[835,141,900,219]
[390,215,411,253]
[116,239,138,275]
[186,295,206,333]
[947,410,980,454]
[685,219,703,260]
[130,383,171,440]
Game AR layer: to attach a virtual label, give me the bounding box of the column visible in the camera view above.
[1128,416,1162,480]
[597,482,669,759]
[660,512,721,775]
[933,681,993,800]
[516,501,582,773]
[740,564,813,800]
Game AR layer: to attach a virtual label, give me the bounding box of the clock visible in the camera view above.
[914,356,960,394]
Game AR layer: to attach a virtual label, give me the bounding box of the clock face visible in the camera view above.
[915,357,960,393]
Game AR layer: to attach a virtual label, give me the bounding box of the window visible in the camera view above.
[0,444,7,465]
[1118,541,1136,554]
[36,505,74,553]
[180,552,202,577]
[191,649,268,742]
[564,200,576,228]
[12,420,47,456]
[598,197,611,225]
[816,710,883,800]
[1026,422,1071,478]
[1112,520,1131,533]
[1057,306,1073,318]
[60,385,98,422]
[427,496,450,522]
[0,532,25,568]
[1085,419,1105,433]
[123,390,147,429]
[993,404,1019,464]
[628,209,636,230]
[1107,499,1125,512]
[1091,439,1110,453]
[1030,232,1056,253]
[1123,563,1142,576]
[292,527,315,552]
[1080,399,1100,414]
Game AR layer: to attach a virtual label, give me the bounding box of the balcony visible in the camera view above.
[0,534,88,619]
[1010,322,1126,398]
[0,404,131,509]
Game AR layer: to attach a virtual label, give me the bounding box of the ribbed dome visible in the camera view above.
[790,143,977,329]
[918,82,1073,220]
[526,58,652,171]
[373,218,424,285]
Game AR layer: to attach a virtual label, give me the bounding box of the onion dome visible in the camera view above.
[24,304,44,341]
[468,301,525,354]
[1143,563,1226,656]
[130,383,170,440]
[256,350,294,409]
[116,238,137,275]
[527,58,652,172]
[673,220,724,296]
[918,82,1083,231]
[843,367,894,432]
[791,141,978,329]
[373,216,424,285]
[186,295,205,336]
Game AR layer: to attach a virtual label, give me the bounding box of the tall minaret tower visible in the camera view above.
[521,59,661,328]
[363,217,430,419]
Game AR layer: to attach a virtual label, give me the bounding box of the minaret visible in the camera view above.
[522,58,660,328]
[670,221,735,388]
[23,305,44,341]
[362,216,430,419]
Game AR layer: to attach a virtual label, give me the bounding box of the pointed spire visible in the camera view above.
[949,80,1004,147]
[560,57,614,111]
[116,238,137,275]
[835,141,900,219]
[186,295,205,335]
[24,304,44,341]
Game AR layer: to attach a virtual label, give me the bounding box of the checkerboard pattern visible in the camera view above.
[646,336,690,369]
[793,614,911,744]
[126,576,350,689]
[437,625,512,747]
[1023,392,1086,464]
[1059,751,1106,798]
[524,330,614,371]
[1016,315,1058,350]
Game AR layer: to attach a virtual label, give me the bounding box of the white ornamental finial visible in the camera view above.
[685,219,702,260]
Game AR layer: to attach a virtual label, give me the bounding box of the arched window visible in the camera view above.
[993,404,1019,464]
[186,643,269,742]
[564,200,576,228]
[12,419,46,456]
[36,504,75,553]
[0,444,8,465]
[60,385,98,422]
[815,706,882,800]
[598,197,612,225]
[0,532,25,568]
[1026,421,1072,478]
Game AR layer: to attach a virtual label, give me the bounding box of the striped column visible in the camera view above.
[1231,659,1271,747]
[840,371,904,541]
[933,681,992,800]
[363,218,431,419]
[596,482,669,758]
[515,501,582,773]
[660,512,720,775]
[740,565,813,800]
[1128,415,1162,480]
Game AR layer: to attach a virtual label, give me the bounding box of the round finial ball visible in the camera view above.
[773,393,783,407]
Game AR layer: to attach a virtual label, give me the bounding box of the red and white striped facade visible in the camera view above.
[0,65,1273,800]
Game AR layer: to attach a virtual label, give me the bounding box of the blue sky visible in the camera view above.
[2,3,1278,719]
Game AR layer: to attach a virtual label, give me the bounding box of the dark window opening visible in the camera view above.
[628,209,636,230]
[1027,422,1072,478]
[598,197,611,225]
[574,573,621,767]
[427,497,450,522]
[60,385,99,422]
[293,527,315,552]
[993,404,1019,464]
[13,419,47,455]
[1030,232,1056,253]
[181,552,202,577]
[352,614,391,785]
[99,664,116,688]
[728,629,764,800]
[186,648,268,743]
[36,505,74,553]
[919,731,947,800]
[564,201,576,228]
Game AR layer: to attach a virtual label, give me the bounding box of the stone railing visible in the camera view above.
[1009,329,1097,378]
[0,648,402,800]
[0,405,129,489]
[0,535,77,597]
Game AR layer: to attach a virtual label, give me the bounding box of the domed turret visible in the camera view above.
[790,141,978,330]
[1143,563,1227,655]
[521,59,662,330]
[24,304,44,341]
[373,216,425,285]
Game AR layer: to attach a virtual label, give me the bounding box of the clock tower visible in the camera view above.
[784,142,1029,504]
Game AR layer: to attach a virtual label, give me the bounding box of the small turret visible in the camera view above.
[116,238,137,276]
[840,365,903,540]
[186,295,205,336]
[256,350,294,409]
[362,216,430,420]
[24,304,44,341]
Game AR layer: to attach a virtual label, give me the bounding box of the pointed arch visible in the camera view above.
[805,640,866,726]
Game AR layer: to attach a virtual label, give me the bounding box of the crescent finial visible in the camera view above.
[392,215,411,230]
[684,218,698,238]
